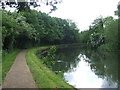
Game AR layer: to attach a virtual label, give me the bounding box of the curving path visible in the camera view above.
[3,50,36,88]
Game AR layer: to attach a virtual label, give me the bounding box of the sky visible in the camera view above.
[48,0,120,31]
[4,0,119,31]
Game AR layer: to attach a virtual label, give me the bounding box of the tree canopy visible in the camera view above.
[1,9,79,49]
[0,0,62,13]
[1,1,119,51]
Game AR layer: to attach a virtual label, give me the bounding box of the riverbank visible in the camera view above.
[26,47,74,88]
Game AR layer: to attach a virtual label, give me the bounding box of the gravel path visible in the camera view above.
[3,50,36,88]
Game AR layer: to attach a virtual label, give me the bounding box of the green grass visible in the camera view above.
[26,47,74,88]
[2,50,20,82]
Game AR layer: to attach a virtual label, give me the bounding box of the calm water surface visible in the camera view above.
[52,46,118,88]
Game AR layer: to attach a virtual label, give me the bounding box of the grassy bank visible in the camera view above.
[2,50,20,82]
[26,47,74,88]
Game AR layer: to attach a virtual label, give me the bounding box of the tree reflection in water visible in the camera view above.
[37,45,119,88]
[52,46,119,88]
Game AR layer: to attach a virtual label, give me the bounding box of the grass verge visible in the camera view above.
[2,50,20,82]
[26,47,74,88]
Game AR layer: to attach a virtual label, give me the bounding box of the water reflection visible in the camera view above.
[53,47,118,88]
[64,54,117,88]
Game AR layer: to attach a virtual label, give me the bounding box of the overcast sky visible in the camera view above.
[4,0,119,31]
[48,0,119,31]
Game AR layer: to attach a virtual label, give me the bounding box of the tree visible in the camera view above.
[115,2,120,17]
[117,2,120,50]
[2,10,36,49]
[0,0,62,13]
[2,9,80,49]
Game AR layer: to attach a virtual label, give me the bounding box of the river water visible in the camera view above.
[51,46,119,88]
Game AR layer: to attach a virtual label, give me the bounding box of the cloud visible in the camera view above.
[50,0,119,31]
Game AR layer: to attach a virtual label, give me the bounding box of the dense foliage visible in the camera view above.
[79,3,119,51]
[1,9,79,50]
[79,15,119,51]
[1,3,119,51]
[36,46,57,68]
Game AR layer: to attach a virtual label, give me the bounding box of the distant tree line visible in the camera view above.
[79,16,118,50]
[1,9,79,49]
[79,3,120,51]
[1,1,119,51]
